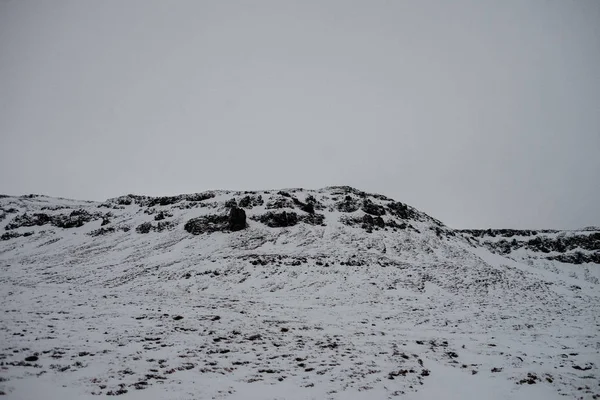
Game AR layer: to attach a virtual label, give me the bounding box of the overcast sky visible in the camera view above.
[1,0,599,229]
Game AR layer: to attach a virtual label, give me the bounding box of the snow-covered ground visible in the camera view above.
[1,187,598,399]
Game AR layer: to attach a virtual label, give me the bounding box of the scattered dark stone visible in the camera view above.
[259,369,277,374]
[573,365,592,371]
[106,388,128,396]
[211,315,221,321]
[177,363,195,371]
[421,369,430,377]
[280,327,289,333]
[173,315,184,321]
[446,351,459,359]
[78,352,90,357]
[388,369,409,379]
[145,374,166,380]
[24,355,38,362]
[491,367,503,373]
[246,334,262,341]
[517,373,540,385]
[89,226,117,236]
[132,381,148,390]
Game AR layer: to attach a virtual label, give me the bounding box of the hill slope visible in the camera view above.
[1,187,598,399]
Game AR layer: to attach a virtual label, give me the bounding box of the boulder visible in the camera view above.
[228,207,247,231]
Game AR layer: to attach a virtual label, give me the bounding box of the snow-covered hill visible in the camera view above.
[1,187,598,399]
[459,228,600,285]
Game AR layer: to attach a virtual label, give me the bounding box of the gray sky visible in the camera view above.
[1,0,599,229]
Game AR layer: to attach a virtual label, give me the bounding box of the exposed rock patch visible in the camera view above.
[253,211,298,228]
[185,208,248,235]
[228,207,247,232]
[5,210,105,230]
[238,195,264,209]
[136,221,176,234]
[336,196,360,213]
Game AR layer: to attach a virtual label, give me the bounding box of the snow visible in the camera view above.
[1,188,598,399]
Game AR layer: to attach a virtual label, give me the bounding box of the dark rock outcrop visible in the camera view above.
[224,198,238,209]
[184,207,248,235]
[387,202,415,220]
[1,231,23,240]
[549,252,600,264]
[460,229,600,265]
[184,215,229,235]
[136,221,175,234]
[238,195,264,209]
[5,209,103,230]
[299,213,326,226]
[136,222,153,234]
[254,211,298,228]
[228,207,247,231]
[153,211,172,221]
[106,192,215,208]
[336,196,360,213]
[362,199,386,216]
[266,196,295,210]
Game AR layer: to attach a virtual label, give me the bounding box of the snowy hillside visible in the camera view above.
[460,228,600,285]
[0,186,598,399]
